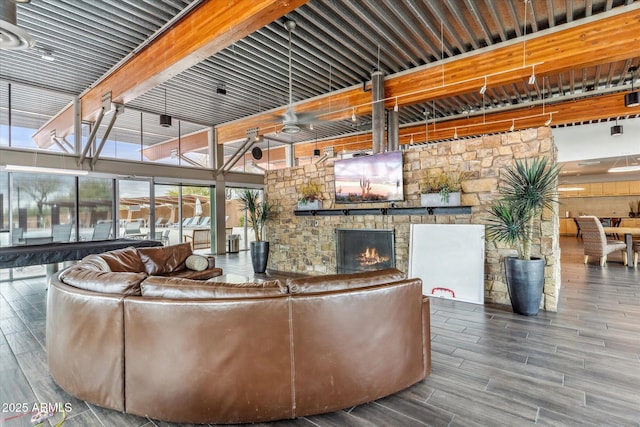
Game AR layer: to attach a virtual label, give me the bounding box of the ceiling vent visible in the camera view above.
[0,0,35,50]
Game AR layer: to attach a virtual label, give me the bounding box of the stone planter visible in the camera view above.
[420,191,461,207]
[297,200,322,210]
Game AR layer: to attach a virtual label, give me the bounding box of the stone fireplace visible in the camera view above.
[335,228,395,273]
[265,128,560,311]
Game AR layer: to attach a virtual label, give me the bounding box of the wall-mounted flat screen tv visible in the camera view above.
[334,151,404,203]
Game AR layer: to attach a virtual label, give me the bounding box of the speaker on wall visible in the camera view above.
[251,147,263,160]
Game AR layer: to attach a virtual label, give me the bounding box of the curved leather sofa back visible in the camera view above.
[46,280,126,411]
[47,274,430,424]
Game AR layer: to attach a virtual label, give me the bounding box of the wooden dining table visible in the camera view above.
[602,226,640,267]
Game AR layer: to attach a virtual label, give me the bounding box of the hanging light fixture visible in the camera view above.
[160,88,172,127]
[424,109,429,143]
[351,107,356,122]
[453,127,458,139]
[610,118,623,136]
[409,134,414,145]
[528,65,536,85]
[545,113,553,126]
[624,66,640,107]
[479,76,487,94]
[509,119,515,132]
[393,97,398,112]
[313,132,320,157]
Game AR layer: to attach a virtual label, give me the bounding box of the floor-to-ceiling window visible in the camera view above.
[12,172,76,243]
[118,179,151,239]
[78,177,115,240]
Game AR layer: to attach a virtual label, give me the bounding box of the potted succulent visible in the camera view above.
[486,157,560,316]
[239,189,275,273]
[420,170,468,207]
[297,182,323,210]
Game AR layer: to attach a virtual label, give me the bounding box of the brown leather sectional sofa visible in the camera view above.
[47,244,431,424]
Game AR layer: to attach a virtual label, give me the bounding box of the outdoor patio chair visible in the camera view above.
[11,227,23,245]
[575,216,627,266]
[52,223,73,242]
[91,222,113,240]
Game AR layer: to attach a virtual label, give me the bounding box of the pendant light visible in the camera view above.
[625,66,639,107]
[313,132,320,157]
[610,118,623,136]
[160,88,172,127]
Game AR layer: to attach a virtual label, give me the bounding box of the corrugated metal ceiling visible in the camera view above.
[0,0,638,149]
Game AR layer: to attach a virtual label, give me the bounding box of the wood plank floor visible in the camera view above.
[1,237,639,426]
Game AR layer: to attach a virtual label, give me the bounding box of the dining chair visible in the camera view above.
[575,216,627,266]
[572,218,582,238]
[607,217,622,240]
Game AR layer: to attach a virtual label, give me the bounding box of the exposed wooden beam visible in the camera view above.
[33,0,308,146]
[217,7,640,143]
[142,129,210,161]
[292,92,640,157]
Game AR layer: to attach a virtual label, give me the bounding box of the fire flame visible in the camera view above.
[357,246,390,266]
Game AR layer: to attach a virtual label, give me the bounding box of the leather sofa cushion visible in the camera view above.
[140,276,285,299]
[59,267,146,296]
[137,242,192,275]
[80,254,112,272]
[287,268,406,294]
[97,247,145,272]
[168,267,223,280]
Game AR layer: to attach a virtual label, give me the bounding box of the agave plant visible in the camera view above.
[238,189,275,242]
[486,157,560,260]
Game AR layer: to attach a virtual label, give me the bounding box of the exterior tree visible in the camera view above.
[18,176,63,228]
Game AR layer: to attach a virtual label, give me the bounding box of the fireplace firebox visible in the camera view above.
[335,228,395,274]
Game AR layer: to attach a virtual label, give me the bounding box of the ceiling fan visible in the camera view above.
[0,0,35,50]
[278,19,320,134]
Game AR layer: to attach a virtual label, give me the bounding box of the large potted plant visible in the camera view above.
[239,189,275,273]
[486,157,560,316]
[420,170,468,207]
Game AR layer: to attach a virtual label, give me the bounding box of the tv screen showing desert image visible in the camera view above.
[334,151,404,203]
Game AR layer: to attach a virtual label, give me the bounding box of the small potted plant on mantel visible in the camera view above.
[297,182,323,210]
[420,170,468,207]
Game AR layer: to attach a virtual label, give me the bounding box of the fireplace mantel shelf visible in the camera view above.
[293,206,472,216]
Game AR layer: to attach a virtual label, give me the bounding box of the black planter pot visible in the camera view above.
[504,256,545,316]
[250,241,269,274]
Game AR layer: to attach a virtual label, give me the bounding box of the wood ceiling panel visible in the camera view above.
[216,7,640,146]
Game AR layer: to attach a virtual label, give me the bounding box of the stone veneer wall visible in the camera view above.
[264,127,561,311]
